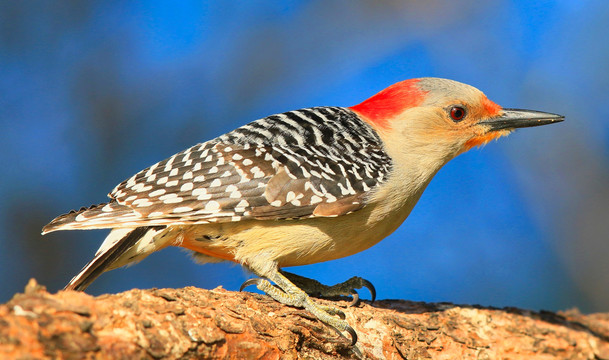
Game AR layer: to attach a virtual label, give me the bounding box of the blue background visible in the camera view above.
[1,1,608,313]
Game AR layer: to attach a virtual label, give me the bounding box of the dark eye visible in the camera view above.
[450,106,466,122]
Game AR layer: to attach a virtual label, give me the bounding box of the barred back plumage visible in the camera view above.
[43,107,393,233]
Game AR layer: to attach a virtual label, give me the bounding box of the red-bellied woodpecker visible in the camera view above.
[42,77,563,344]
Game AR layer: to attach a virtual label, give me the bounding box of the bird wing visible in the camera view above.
[43,107,393,232]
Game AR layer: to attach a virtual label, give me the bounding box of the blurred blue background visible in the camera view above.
[1,1,608,313]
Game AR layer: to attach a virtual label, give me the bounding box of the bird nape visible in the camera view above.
[42,77,564,345]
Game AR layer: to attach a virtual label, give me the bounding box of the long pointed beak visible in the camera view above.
[479,108,564,131]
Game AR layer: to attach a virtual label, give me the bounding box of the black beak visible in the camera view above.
[479,109,564,131]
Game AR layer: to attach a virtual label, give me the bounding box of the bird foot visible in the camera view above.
[240,275,358,345]
[280,270,376,306]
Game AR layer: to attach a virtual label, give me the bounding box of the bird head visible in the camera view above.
[350,77,564,161]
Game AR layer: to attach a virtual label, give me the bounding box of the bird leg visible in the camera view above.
[240,269,358,345]
[279,270,376,306]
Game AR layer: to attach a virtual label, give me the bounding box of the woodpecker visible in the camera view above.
[42,77,563,344]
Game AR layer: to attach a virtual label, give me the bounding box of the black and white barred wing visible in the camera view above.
[42,107,392,232]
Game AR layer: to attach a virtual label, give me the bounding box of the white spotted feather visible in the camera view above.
[42,107,392,233]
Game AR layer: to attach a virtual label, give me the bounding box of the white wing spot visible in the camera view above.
[131,183,145,192]
[309,185,324,197]
[145,163,159,177]
[157,177,168,185]
[270,200,282,207]
[310,195,323,204]
[173,206,193,213]
[210,179,221,187]
[286,191,296,202]
[138,185,152,193]
[166,180,178,187]
[192,188,207,196]
[325,193,337,203]
[337,183,350,196]
[232,153,243,161]
[183,171,193,180]
[169,168,179,177]
[304,181,311,191]
[252,168,265,179]
[197,193,212,201]
[205,201,220,211]
[163,197,183,204]
[164,156,175,171]
[133,198,153,207]
[242,159,253,166]
[159,194,178,202]
[180,182,194,192]
[126,175,137,188]
[149,189,166,197]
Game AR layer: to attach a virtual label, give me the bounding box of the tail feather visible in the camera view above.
[42,202,141,234]
[65,226,163,291]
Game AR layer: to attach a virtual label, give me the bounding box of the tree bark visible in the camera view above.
[1,279,609,359]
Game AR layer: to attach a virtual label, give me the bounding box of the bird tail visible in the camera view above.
[41,202,141,234]
[65,226,165,291]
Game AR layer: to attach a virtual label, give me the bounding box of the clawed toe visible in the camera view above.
[239,278,261,292]
[340,276,376,306]
[326,276,376,306]
[345,324,357,346]
[280,271,376,306]
[358,278,376,304]
[348,289,359,307]
[318,304,346,319]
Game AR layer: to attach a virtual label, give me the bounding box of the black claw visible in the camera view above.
[336,309,346,320]
[320,305,346,319]
[348,289,360,307]
[346,325,358,346]
[239,278,260,292]
[361,279,376,304]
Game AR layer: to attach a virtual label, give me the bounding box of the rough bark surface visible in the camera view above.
[2,279,609,359]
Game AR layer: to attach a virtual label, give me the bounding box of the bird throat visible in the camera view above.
[463,130,511,151]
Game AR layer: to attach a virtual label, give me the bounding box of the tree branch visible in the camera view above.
[2,279,609,359]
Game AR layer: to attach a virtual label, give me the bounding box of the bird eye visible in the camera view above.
[449,106,466,122]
